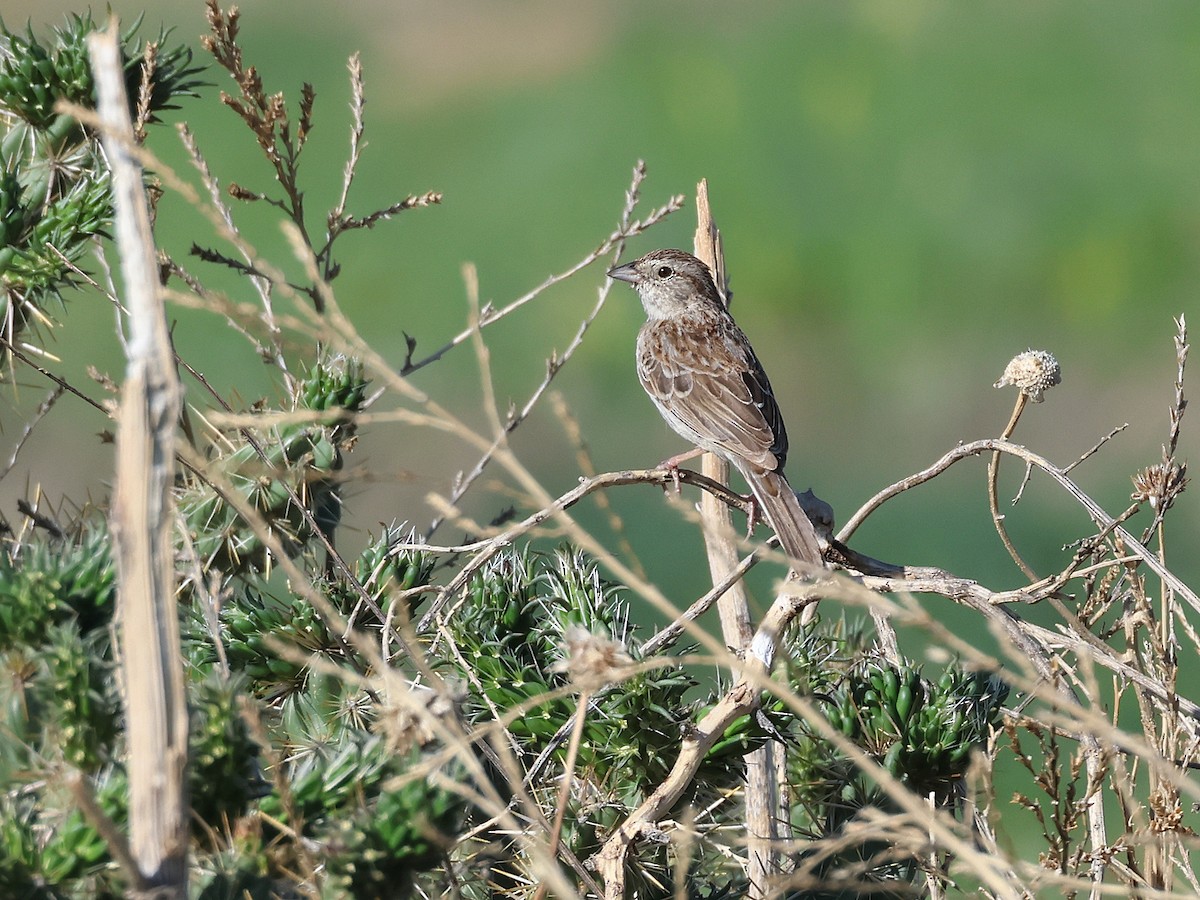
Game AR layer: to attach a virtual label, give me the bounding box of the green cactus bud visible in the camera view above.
[0,520,115,650]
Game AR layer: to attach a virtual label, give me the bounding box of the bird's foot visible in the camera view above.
[659,448,704,494]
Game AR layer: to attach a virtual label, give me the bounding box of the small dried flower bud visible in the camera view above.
[227,182,260,202]
[995,350,1062,403]
[552,625,632,692]
[374,682,462,755]
[1131,461,1189,511]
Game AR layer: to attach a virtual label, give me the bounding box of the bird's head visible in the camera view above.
[607,249,722,320]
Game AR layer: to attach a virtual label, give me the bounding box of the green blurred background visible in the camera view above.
[3,1,1198,643]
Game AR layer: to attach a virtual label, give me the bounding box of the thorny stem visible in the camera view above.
[0,385,64,481]
[0,338,112,415]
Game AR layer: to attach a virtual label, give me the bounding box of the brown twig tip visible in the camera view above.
[227,182,261,201]
[1132,461,1189,512]
[994,349,1061,403]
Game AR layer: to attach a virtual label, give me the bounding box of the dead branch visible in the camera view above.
[839,436,1199,613]
[88,21,189,898]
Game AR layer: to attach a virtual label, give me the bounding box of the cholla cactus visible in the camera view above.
[0,518,122,893]
[0,521,119,776]
[0,519,114,647]
[0,14,203,362]
[322,746,466,899]
[437,547,765,892]
[821,663,1008,793]
[0,764,127,897]
[337,521,433,625]
[177,356,370,577]
[191,525,430,702]
[40,623,121,772]
[444,547,703,790]
[0,14,203,130]
[252,675,465,897]
[188,672,262,825]
[791,658,1009,887]
[215,584,337,700]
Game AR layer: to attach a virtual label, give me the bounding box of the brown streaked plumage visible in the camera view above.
[607,248,823,566]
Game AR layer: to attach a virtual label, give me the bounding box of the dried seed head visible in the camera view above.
[552,625,632,692]
[995,350,1062,403]
[1131,461,1189,511]
[374,682,462,755]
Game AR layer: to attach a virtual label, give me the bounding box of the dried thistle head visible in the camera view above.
[1131,460,1189,512]
[552,624,632,692]
[374,682,463,755]
[995,350,1061,403]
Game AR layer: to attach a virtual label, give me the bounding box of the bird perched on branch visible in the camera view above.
[607,248,824,567]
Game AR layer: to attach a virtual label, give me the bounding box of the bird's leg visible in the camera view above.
[744,492,762,536]
[660,447,705,494]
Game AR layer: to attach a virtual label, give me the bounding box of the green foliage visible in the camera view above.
[787,655,1010,889]
[444,546,706,800]
[348,522,434,611]
[185,524,430,704]
[253,676,465,899]
[10,519,1011,898]
[192,837,295,900]
[0,12,202,363]
[0,767,125,898]
[188,672,262,825]
[0,13,204,130]
[823,663,1009,792]
[297,355,369,415]
[39,623,120,772]
[0,521,115,648]
[0,524,119,778]
[177,355,370,576]
[437,547,763,891]
[321,746,464,898]
[1,167,110,281]
[0,19,92,131]
[213,585,339,700]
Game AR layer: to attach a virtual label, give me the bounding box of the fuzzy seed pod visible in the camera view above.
[994,349,1061,402]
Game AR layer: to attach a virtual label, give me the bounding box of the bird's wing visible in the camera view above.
[637,315,787,472]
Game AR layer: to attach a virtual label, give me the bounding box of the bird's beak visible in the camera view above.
[606,261,639,284]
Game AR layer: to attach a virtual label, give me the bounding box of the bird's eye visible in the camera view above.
[656,265,674,278]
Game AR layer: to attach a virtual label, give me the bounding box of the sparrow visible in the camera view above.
[608,248,823,566]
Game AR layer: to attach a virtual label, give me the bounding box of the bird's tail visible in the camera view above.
[740,466,824,567]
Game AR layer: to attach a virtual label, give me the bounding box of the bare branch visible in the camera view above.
[424,161,673,538]
[401,188,684,376]
[89,20,189,896]
[839,437,1199,614]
